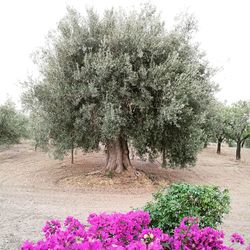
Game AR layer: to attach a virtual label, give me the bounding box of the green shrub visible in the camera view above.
[143,183,230,234]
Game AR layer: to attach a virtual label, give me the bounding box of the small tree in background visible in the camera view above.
[198,100,233,155]
[212,101,230,154]
[22,5,216,172]
[0,100,28,146]
[226,101,250,160]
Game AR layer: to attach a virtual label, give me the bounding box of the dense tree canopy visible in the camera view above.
[22,5,216,172]
[0,100,28,146]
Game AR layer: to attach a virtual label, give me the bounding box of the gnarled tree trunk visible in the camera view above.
[105,135,132,173]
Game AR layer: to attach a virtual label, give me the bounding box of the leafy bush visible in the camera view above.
[20,212,248,250]
[143,183,230,233]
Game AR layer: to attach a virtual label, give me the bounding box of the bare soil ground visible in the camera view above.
[0,142,250,249]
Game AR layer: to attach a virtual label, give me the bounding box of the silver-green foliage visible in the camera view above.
[0,100,28,146]
[226,101,250,141]
[226,101,250,159]
[201,101,230,153]
[22,5,215,167]
[245,137,250,148]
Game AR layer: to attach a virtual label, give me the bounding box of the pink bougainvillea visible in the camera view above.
[20,211,248,250]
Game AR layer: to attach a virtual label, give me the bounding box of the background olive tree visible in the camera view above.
[207,101,230,154]
[0,100,28,147]
[225,101,250,160]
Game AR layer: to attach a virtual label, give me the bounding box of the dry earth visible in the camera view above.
[0,142,250,249]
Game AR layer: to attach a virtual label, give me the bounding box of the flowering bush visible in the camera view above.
[20,211,249,250]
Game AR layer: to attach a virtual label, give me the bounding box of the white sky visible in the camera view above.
[0,0,249,109]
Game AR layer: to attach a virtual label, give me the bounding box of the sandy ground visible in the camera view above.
[0,142,250,249]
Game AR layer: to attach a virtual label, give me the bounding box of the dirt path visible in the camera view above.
[0,142,250,249]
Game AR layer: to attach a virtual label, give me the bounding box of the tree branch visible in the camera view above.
[240,133,250,143]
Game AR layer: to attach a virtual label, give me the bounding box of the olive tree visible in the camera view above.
[22,6,215,173]
[0,100,28,146]
[208,101,229,154]
[226,101,250,160]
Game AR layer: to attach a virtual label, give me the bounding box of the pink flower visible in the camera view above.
[230,233,245,245]
[19,212,247,250]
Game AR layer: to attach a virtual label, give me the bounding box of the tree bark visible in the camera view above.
[71,144,74,164]
[105,136,132,173]
[162,148,167,168]
[236,140,241,160]
[217,138,223,154]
